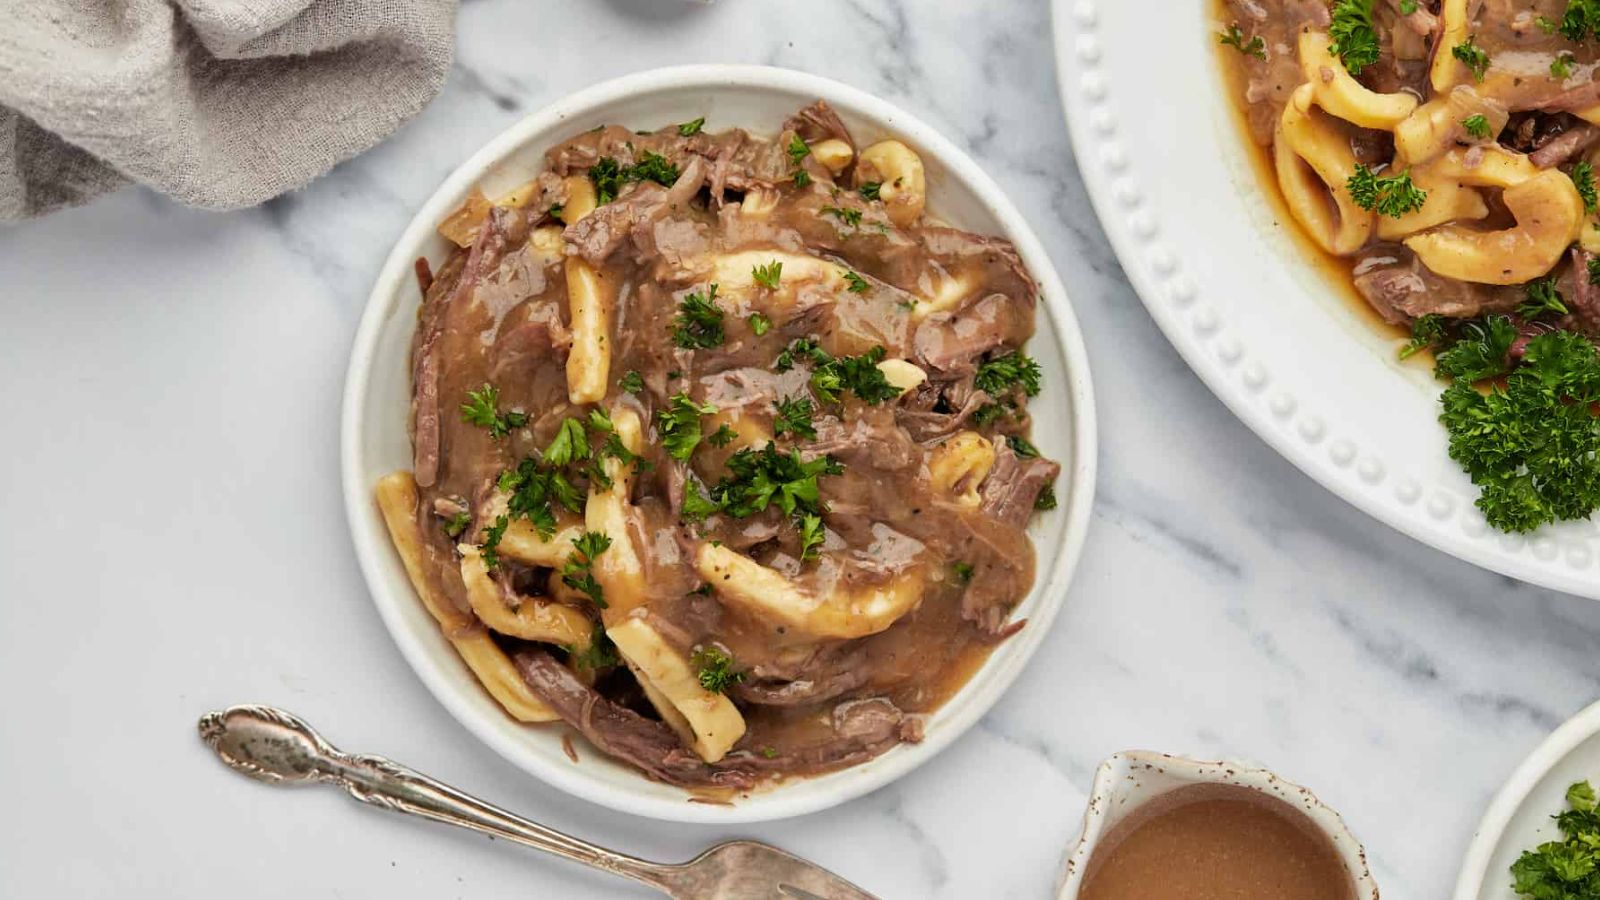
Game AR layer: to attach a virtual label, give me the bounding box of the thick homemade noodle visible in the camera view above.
[1216,0,1600,335]
[381,101,1061,787]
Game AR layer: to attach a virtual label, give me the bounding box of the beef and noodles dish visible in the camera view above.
[1216,0,1600,534]
[373,101,1061,790]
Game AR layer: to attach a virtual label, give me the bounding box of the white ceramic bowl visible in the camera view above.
[1454,699,1600,899]
[1057,751,1379,898]
[341,65,1098,822]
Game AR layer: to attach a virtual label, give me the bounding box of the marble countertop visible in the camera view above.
[4,1,1599,897]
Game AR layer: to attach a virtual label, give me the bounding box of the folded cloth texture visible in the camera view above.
[0,0,458,220]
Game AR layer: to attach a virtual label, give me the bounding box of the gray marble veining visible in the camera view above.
[3,1,1600,897]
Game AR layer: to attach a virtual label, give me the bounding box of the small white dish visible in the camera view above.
[1051,0,1600,597]
[340,65,1097,823]
[1454,699,1600,899]
[1056,750,1379,898]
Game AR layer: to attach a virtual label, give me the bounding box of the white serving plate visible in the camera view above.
[1455,699,1600,898]
[1052,1,1600,597]
[341,65,1098,823]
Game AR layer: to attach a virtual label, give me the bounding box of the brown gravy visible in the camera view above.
[1080,784,1355,900]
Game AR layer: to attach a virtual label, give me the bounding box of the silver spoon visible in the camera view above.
[197,705,877,900]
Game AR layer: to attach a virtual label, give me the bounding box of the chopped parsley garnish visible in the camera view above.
[1007,434,1041,459]
[1590,256,1600,285]
[461,383,528,439]
[1554,52,1577,80]
[658,393,718,461]
[1576,161,1598,214]
[589,157,623,205]
[569,628,619,670]
[628,151,680,188]
[821,205,863,228]
[1328,0,1380,75]
[588,152,682,205]
[1538,14,1560,34]
[543,417,591,466]
[761,746,780,759]
[1218,23,1267,61]
[786,134,810,165]
[1034,482,1058,511]
[1399,0,1417,12]
[478,515,510,570]
[443,511,473,539]
[773,396,818,440]
[1460,114,1492,140]
[952,562,974,584]
[843,270,871,293]
[858,181,882,201]
[699,444,840,557]
[1346,164,1428,218]
[1452,36,1491,82]
[1521,276,1571,320]
[1510,780,1600,897]
[707,423,737,447]
[561,531,612,608]
[975,350,1044,397]
[1437,328,1600,532]
[774,339,898,403]
[677,117,705,137]
[787,134,811,186]
[619,370,645,394]
[1562,0,1600,42]
[587,408,614,433]
[691,646,745,693]
[797,513,826,560]
[680,479,722,523]
[547,203,564,220]
[774,338,830,372]
[809,345,901,404]
[752,260,783,290]
[747,312,772,336]
[671,283,726,349]
[973,402,1008,426]
[1434,315,1518,382]
[1399,314,1447,360]
[705,444,841,532]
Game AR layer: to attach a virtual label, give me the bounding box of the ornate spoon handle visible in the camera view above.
[198,705,675,895]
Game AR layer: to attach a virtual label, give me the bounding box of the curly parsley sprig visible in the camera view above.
[1347,165,1428,219]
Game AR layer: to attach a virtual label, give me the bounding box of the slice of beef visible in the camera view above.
[735,643,871,707]
[1530,124,1600,168]
[1352,251,1521,321]
[913,293,1014,374]
[979,440,1061,528]
[807,407,916,470]
[783,100,854,147]
[563,155,707,266]
[721,698,921,774]
[899,378,992,443]
[513,649,757,788]
[412,218,503,487]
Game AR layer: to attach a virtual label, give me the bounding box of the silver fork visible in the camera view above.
[197,705,878,900]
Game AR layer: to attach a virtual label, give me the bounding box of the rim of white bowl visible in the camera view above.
[1452,699,1600,899]
[340,64,1098,823]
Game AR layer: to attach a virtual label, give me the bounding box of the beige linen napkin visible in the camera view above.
[0,0,457,220]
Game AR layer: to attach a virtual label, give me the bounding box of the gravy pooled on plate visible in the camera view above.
[1080,784,1354,900]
